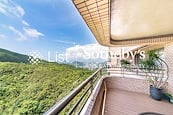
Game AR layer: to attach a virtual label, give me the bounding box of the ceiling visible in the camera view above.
[73,0,173,46]
[111,0,173,40]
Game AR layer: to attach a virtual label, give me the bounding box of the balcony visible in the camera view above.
[44,67,173,115]
[84,76,173,115]
[43,0,173,114]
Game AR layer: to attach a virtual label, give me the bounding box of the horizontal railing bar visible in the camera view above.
[44,68,102,115]
[107,72,164,75]
[107,70,144,72]
[93,75,99,83]
[107,69,166,72]
[105,67,166,71]
[107,73,146,76]
[77,91,92,115]
[68,85,92,115]
[106,70,160,74]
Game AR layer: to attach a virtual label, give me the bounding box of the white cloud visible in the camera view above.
[55,40,76,45]
[0,0,44,40]
[0,33,7,39]
[24,28,44,39]
[0,1,8,15]
[0,6,7,15]
[1,0,8,4]
[8,25,44,41]
[22,20,29,26]
[12,5,25,18]
[0,0,25,18]
[65,44,108,62]
[8,26,27,41]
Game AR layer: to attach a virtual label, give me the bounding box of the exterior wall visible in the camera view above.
[105,77,150,94]
[164,43,173,94]
[108,47,121,67]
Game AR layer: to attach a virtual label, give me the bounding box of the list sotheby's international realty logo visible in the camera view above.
[28,50,42,65]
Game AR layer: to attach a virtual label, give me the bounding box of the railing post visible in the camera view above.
[136,67,139,75]
[98,64,103,77]
[99,68,102,78]
[90,77,94,93]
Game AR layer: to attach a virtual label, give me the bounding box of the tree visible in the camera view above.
[140,50,169,88]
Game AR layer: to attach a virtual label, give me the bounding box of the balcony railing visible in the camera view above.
[44,66,166,115]
[44,68,103,115]
[107,66,166,78]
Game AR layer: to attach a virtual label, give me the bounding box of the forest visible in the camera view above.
[0,62,93,114]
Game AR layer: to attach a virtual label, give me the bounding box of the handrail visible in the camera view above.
[68,85,92,115]
[44,66,166,115]
[106,66,166,77]
[44,68,102,115]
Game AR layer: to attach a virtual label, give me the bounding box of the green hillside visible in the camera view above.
[0,62,93,114]
[0,48,28,63]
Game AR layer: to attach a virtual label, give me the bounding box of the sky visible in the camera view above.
[0,0,108,62]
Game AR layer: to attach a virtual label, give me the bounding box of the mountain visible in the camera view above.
[71,61,85,67]
[0,48,28,63]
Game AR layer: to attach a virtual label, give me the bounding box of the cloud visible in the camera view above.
[24,28,44,38]
[12,5,25,17]
[22,20,29,26]
[54,40,76,45]
[8,25,44,41]
[65,44,108,62]
[8,26,27,41]
[0,0,25,18]
[0,33,7,39]
[0,5,7,15]
[0,1,44,41]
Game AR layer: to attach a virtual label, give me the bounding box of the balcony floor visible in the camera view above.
[104,88,173,115]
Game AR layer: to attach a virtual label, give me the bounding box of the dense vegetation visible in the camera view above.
[0,48,28,63]
[0,62,93,114]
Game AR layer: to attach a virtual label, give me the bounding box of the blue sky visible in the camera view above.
[0,0,96,52]
[0,0,108,62]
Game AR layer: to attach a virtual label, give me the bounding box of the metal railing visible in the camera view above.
[106,66,166,78]
[44,68,102,115]
[44,66,166,115]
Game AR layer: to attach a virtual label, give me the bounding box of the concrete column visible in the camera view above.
[164,43,173,94]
